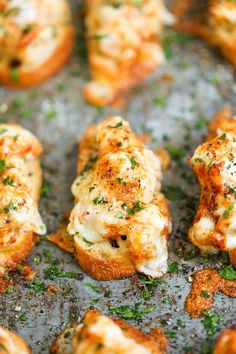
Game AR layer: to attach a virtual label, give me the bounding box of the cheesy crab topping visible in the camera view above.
[68,117,171,278]
[0,0,72,72]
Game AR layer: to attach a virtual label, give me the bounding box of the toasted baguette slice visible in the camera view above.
[189,111,236,257]
[50,309,168,354]
[0,124,46,275]
[48,117,171,280]
[84,0,174,106]
[0,326,30,354]
[0,0,74,88]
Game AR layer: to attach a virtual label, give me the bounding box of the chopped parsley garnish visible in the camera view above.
[192,158,204,166]
[6,286,13,294]
[153,96,166,108]
[4,202,18,214]
[166,146,187,163]
[84,282,100,293]
[194,117,208,130]
[44,266,77,280]
[163,185,185,201]
[40,180,52,197]
[109,303,154,320]
[109,120,123,128]
[219,264,236,280]
[116,177,126,186]
[93,195,108,205]
[168,262,180,273]
[130,156,137,169]
[223,203,234,218]
[219,133,227,140]
[30,280,47,293]
[122,201,145,215]
[45,107,57,121]
[0,160,6,172]
[201,290,210,298]
[202,309,221,336]
[138,275,159,300]
[0,128,7,135]
[3,176,15,186]
[91,33,108,40]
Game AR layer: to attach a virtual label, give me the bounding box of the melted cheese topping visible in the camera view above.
[0,0,71,71]
[68,117,171,277]
[73,313,151,354]
[190,129,236,254]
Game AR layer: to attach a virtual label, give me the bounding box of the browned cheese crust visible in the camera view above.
[185,269,236,318]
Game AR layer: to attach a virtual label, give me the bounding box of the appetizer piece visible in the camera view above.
[207,0,236,67]
[189,109,236,261]
[0,326,30,354]
[49,117,171,280]
[214,328,236,354]
[50,309,168,354]
[84,0,174,106]
[0,0,74,88]
[173,0,236,67]
[0,124,46,273]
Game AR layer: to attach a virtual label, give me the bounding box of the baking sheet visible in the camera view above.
[0,1,236,353]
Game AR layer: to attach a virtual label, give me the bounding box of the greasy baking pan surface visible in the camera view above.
[0,0,236,353]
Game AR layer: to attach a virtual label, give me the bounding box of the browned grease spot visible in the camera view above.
[0,263,35,293]
[47,285,58,296]
[185,269,236,318]
[47,223,75,254]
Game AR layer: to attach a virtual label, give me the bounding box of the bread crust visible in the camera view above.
[74,236,136,280]
[0,26,74,89]
[214,328,236,354]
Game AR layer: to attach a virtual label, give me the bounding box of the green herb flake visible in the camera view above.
[223,203,234,218]
[84,282,100,293]
[219,133,227,140]
[0,160,6,172]
[93,195,108,205]
[4,202,18,214]
[3,176,15,186]
[153,96,166,108]
[168,262,180,273]
[201,290,210,298]
[163,185,185,201]
[122,201,145,215]
[202,309,221,336]
[130,156,137,169]
[40,180,52,197]
[219,264,236,280]
[109,303,154,320]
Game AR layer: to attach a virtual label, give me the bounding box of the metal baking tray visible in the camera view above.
[0,1,236,353]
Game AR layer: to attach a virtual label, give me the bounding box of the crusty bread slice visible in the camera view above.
[48,226,136,280]
[50,309,168,354]
[73,234,136,280]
